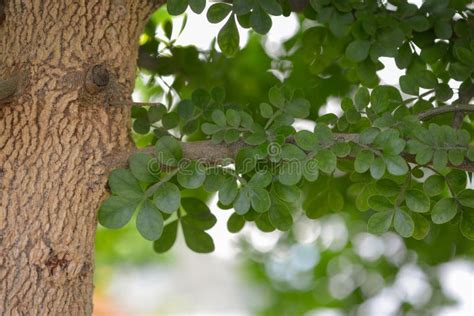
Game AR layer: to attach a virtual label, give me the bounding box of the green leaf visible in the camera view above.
[219,177,238,205]
[411,213,431,240]
[446,170,467,193]
[181,219,215,253]
[432,149,448,170]
[303,158,319,182]
[211,109,227,127]
[136,200,164,241]
[374,180,398,198]
[278,162,302,186]
[354,150,374,173]
[304,191,329,218]
[370,157,386,180]
[460,209,474,240]
[226,109,241,127]
[416,70,438,89]
[329,12,353,37]
[368,210,393,235]
[314,125,334,145]
[255,212,275,232]
[448,149,465,166]
[406,190,430,213]
[201,123,220,135]
[108,169,144,198]
[395,42,413,69]
[384,155,409,176]
[286,98,310,118]
[370,86,402,114]
[147,105,166,123]
[458,190,474,208]
[250,188,271,213]
[155,136,183,167]
[154,182,180,214]
[249,170,272,188]
[235,147,257,174]
[259,0,282,16]
[273,183,300,203]
[224,129,240,144]
[129,153,160,183]
[431,198,458,224]
[260,103,273,118]
[394,209,414,238]
[98,196,140,229]
[406,15,430,32]
[374,129,405,155]
[332,142,351,158]
[269,200,292,231]
[218,15,240,56]
[400,75,419,95]
[449,62,473,81]
[177,161,206,189]
[250,6,272,34]
[234,189,251,215]
[177,100,194,121]
[354,87,370,111]
[268,86,285,108]
[345,40,371,62]
[227,213,246,233]
[188,0,206,14]
[244,129,266,145]
[233,0,252,15]
[328,190,344,211]
[434,19,452,39]
[360,127,380,144]
[281,144,306,161]
[454,46,474,66]
[167,0,188,15]
[424,175,445,196]
[153,220,179,253]
[133,117,150,134]
[368,195,393,212]
[181,198,217,230]
[295,130,318,151]
[467,147,474,161]
[316,149,337,174]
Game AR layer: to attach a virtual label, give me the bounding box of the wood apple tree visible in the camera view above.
[1,0,474,314]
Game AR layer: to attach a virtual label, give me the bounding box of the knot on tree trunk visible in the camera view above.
[84,64,110,94]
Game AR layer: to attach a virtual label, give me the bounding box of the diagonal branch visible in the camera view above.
[418,104,474,121]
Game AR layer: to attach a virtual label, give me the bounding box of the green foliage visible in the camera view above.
[100,1,474,254]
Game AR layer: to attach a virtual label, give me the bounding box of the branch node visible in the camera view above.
[84,64,110,94]
[0,73,25,105]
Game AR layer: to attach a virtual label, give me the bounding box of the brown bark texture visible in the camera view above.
[0,1,159,314]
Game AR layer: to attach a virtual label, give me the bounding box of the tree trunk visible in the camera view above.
[0,1,157,314]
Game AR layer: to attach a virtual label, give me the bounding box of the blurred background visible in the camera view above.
[93,2,474,315]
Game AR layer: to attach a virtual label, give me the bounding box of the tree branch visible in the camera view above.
[109,133,474,173]
[107,140,246,170]
[418,104,474,121]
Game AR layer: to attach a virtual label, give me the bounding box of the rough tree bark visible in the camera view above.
[0,1,160,314]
